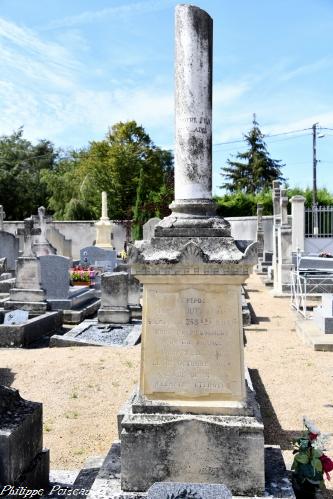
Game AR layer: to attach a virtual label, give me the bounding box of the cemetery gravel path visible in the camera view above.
[0,273,332,496]
[244,272,333,496]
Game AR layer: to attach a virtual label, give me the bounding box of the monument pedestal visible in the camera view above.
[6,257,47,313]
[95,219,113,249]
[121,381,264,496]
[121,228,263,495]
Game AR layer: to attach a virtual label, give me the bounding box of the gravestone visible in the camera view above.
[313,294,333,333]
[120,5,264,497]
[5,218,47,313]
[40,255,70,300]
[128,273,142,319]
[98,272,130,324]
[4,310,29,325]
[0,385,49,487]
[143,217,161,241]
[80,246,117,269]
[0,231,19,271]
[147,482,232,499]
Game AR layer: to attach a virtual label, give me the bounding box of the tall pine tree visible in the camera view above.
[220,115,285,194]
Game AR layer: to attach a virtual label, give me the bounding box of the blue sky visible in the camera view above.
[0,0,332,195]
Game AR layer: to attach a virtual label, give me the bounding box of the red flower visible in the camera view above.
[309,432,318,441]
[319,454,333,480]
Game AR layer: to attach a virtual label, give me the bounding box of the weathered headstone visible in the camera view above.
[98,272,130,324]
[40,255,70,300]
[95,191,113,249]
[120,5,264,497]
[0,385,49,488]
[0,232,19,271]
[147,482,232,499]
[313,294,333,333]
[143,217,161,241]
[5,218,47,313]
[32,206,56,256]
[80,246,117,269]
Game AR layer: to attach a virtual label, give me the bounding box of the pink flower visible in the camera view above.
[319,454,333,480]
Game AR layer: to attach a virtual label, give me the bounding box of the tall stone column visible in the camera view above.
[271,180,281,283]
[291,195,305,252]
[101,191,108,220]
[256,203,264,258]
[174,5,212,205]
[121,5,264,496]
[275,189,293,294]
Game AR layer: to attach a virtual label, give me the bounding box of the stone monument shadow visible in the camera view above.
[249,368,300,449]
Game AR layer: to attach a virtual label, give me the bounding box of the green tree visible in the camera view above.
[220,115,285,194]
[0,127,58,219]
[42,121,174,231]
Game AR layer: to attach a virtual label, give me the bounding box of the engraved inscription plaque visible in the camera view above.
[141,283,244,402]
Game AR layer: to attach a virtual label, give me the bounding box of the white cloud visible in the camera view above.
[45,0,174,30]
[279,58,333,82]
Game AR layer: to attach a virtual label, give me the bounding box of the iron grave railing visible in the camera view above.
[305,205,333,238]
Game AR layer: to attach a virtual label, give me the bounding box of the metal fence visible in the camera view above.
[305,206,333,237]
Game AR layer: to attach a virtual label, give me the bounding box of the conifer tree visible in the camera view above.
[220,115,285,193]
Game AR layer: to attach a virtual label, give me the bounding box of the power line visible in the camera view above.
[213,127,311,147]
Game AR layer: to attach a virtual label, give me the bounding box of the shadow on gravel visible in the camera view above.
[0,367,15,387]
[247,302,271,324]
[249,368,300,449]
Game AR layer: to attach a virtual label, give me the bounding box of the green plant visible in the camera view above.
[292,417,333,491]
[71,271,90,282]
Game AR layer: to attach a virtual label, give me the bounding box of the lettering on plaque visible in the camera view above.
[143,284,243,400]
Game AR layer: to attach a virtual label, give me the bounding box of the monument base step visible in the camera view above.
[43,443,294,498]
[296,318,333,351]
[62,298,101,325]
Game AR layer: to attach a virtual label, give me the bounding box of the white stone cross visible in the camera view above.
[17,218,41,257]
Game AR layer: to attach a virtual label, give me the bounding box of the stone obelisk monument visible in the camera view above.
[120,5,264,496]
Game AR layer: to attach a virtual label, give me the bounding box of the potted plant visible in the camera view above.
[292,417,333,498]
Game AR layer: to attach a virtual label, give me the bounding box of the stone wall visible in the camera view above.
[3,216,294,259]
[225,215,292,252]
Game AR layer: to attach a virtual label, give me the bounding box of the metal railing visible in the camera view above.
[305,206,333,237]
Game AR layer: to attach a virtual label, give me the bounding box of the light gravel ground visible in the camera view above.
[0,272,332,495]
[245,273,333,496]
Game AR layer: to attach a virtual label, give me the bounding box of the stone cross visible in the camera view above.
[17,218,41,257]
[0,205,5,231]
[101,191,109,220]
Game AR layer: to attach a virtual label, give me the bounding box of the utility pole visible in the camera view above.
[312,123,318,236]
